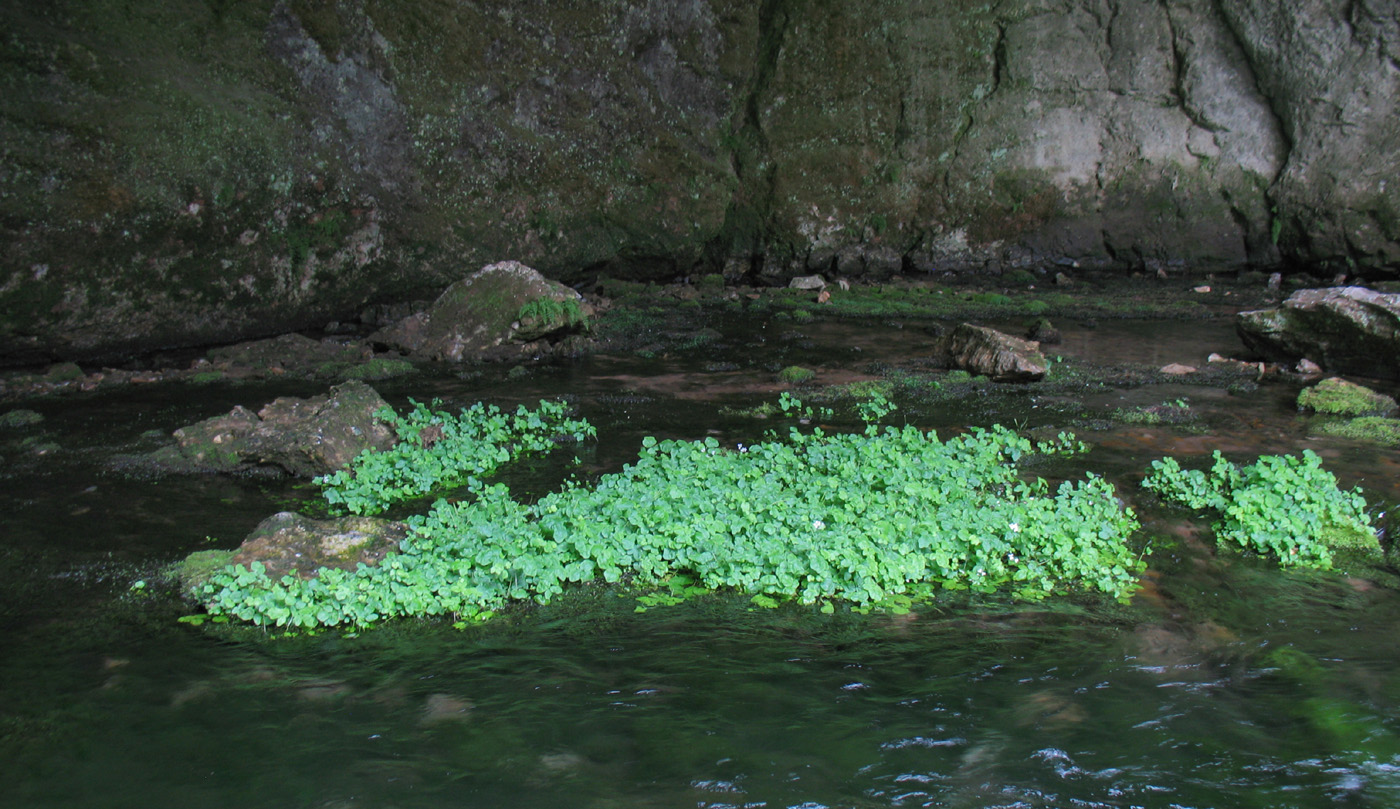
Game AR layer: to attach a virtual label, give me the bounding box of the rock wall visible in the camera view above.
[2,0,1397,362]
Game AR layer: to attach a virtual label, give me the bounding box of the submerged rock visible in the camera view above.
[1237,287,1400,379]
[372,261,591,361]
[160,380,397,476]
[228,511,407,581]
[206,333,358,372]
[935,324,1048,382]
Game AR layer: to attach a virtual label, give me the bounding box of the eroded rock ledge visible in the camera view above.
[2,0,1397,363]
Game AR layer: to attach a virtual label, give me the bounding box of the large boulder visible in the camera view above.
[372,261,592,361]
[935,323,1048,382]
[228,511,407,581]
[1236,287,1400,379]
[163,380,397,476]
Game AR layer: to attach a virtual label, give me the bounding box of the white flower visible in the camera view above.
[813,520,826,530]
[1009,522,1021,533]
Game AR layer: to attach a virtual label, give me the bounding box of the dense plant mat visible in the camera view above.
[316,398,595,515]
[201,405,1145,628]
[1142,450,1378,567]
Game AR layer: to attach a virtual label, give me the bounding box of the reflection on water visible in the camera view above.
[2,317,1399,808]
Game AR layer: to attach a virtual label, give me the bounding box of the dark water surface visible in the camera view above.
[3,316,1399,808]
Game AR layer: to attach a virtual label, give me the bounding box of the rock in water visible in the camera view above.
[229,512,407,581]
[1297,377,1398,417]
[372,260,591,361]
[166,380,397,476]
[1237,287,1400,379]
[936,324,1048,382]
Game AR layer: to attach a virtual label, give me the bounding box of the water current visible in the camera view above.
[2,314,1398,808]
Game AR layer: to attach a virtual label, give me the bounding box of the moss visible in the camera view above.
[778,365,816,384]
[696,273,726,293]
[1112,400,1193,426]
[719,401,780,418]
[807,379,895,401]
[339,358,415,382]
[1313,417,1400,447]
[189,371,226,385]
[0,409,43,428]
[1298,377,1397,417]
[169,549,237,598]
[1320,523,1384,561]
[44,363,84,382]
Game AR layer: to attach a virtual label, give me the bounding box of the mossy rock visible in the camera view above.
[1313,416,1400,447]
[338,358,415,382]
[227,511,408,581]
[372,261,592,361]
[1298,377,1398,416]
[44,362,84,382]
[0,409,43,428]
[169,549,236,598]
[779,366,816,384]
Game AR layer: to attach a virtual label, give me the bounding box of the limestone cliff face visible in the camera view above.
[1,0,1396,362]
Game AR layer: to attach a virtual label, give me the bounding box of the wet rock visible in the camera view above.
[1160,363,1197,375]
[164,380,397,476]
[1237,287,1400,379]
[372,261,591,361]
[1297,377,1398,417]
[1026,318,1061,344]
[229,511,407,581]
[206,333,362,373]
[935,324,1048,382]
[788,274,827,290]
[169,405,262,472]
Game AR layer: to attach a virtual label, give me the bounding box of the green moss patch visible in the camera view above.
[1298,377,1398,417]
[778,366,817,384]
[1313,417,1400,447]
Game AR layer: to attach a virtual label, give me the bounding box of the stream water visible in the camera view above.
[2,313,1399,808]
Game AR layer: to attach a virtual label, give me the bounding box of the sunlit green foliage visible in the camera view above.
[202,398,1144,628]
[1142,450,1376,568]
[316,399,595,515]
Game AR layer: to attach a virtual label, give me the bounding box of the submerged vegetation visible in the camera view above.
[200,396,1146,628]
[1143,450,1378,568]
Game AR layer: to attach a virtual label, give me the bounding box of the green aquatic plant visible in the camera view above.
[201,400,1144,629]
[316,399,595,515]
[1142,450,1377,568]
